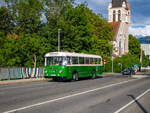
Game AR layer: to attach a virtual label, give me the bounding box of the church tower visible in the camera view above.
[108,0,131,56]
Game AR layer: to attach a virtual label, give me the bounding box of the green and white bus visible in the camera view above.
[44,52,103,81]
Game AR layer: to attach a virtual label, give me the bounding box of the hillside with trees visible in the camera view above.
[139,36,150,44]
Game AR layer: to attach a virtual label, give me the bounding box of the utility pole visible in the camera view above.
[58,29,61,52]
[112,53,113,73]
[112,42,114,73]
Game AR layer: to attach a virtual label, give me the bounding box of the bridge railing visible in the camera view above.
[0,67,44,80]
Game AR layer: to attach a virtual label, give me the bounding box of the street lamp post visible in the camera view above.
[58,29,61,52]
[112,53,114,73]
[118,63,122,72]
[112,43,114,73]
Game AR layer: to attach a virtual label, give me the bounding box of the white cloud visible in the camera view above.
[129,25,150,37]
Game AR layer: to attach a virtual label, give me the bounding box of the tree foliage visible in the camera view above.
[129,34,141,56]
[105,34,150,73]
[0,1,113,67]
[0,7,14,35]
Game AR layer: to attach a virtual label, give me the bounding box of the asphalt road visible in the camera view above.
[0,74,150,113]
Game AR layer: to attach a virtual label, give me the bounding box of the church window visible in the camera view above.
[118,10,121,21]
[113,10,116,22]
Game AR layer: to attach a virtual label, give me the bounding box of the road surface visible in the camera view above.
[0,74,150,113]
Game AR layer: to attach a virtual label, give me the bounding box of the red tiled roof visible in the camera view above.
[108,22,120,41]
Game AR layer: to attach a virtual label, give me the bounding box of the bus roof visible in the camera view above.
[45,52,102,58]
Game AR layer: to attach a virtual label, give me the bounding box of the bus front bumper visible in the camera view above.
[44,76,67,80]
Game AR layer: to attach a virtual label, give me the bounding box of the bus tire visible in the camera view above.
[72,72,78,81]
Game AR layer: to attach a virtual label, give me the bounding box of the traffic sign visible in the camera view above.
[104,59,107,63]
[134,64,138,68]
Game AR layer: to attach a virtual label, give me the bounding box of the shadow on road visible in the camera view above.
[47,76,103,83]
[127,94,148,113]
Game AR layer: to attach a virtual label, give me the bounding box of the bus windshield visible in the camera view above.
[46,56,70,66]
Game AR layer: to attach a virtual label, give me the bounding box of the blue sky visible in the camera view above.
[0,0,150,37]
[76,0,150,37]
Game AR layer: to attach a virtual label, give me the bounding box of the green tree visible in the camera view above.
[0,32,6,66]
[43,2,113,57]
[17,33,51,67]
[129,34,150,67]
[129,34,141,56]
[12,0,43,34]
[142,53,150,67]
[0,1,114,67]
[0,7,14,35]
[0,35,21,67]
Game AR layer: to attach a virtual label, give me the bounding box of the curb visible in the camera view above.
[0,78,52,85]
[132,75,150,78]
[102,73,122,76]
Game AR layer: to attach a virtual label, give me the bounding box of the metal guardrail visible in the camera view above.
[0,67,44,80]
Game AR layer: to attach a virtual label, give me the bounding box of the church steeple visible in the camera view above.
[108,0,130,23]
[108,0,131,56]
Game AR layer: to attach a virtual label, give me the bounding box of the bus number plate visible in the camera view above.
[51,74,56,76]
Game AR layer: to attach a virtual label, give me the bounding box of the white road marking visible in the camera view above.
[3,79,137,113]
[114,89,150,113]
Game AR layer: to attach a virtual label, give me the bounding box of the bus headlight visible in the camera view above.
[44,70,47,73]
[59,70,63,73]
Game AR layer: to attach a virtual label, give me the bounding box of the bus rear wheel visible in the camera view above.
[72,72,78,81]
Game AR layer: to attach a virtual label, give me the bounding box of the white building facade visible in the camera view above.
[141,44,150,59]
[108,0,131,57]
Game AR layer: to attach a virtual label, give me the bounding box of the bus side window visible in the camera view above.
[100,58,102,65]
[72,57,78,64]
[98,58,100,64]
[95,58,98,64]
[67,57,71,65]
[85,57,90,64]
[90,58,94,64]
[79,57,84,64]
[47,57,52,66]
[93,58,97,64]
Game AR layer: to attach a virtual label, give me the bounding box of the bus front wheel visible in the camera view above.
[72,72,78,81]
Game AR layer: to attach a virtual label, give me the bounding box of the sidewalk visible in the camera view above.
[0,73,149,85]
[132,74,150,78]
[0,78,52,85]
[102,72,150,78]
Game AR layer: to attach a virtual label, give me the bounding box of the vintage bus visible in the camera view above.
[44,52,103,81]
